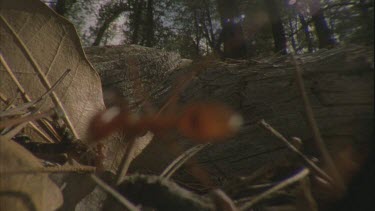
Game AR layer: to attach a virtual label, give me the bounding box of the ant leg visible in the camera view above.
[157,55,216,115]
[127,55,155,114]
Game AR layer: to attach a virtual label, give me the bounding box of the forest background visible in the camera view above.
[45,0,374,59]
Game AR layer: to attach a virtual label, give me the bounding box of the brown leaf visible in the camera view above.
[0,0,105,141]
[0,139,63,211]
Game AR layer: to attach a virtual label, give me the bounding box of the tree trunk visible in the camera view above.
[92,12,122,46]
[92,2,129,46]
[144,0,155,47]
[265,0,287,55]
[201,0,218,53]
[55,0,66,15]
[288,17,298,53]
[54,0,77,16]
[130,0,144,44]
[298,13,314,53]
[193,10,201,56]
[216,0,247,58]
[359,0,373,43]
[308,0,336,48]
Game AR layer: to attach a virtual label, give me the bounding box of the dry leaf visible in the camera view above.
[0,0,105,141]
[0,139,63,211]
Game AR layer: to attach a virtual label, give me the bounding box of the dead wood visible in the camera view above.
[85,45,373,201]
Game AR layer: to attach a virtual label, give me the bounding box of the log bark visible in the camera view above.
[85,45,374,190]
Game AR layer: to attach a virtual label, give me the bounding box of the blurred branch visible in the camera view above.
[115,137,137,185]
[0,92,54,143]
[0,109,54,130]
[241,167,310,210]
[0,166,96,175]
[259,119,333,184]
[299,177,318,211]
[160,143,209,178]
[91,174,140,211]
[0,69,71,118]
[290,54,345,191]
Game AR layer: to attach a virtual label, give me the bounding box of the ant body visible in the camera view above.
[88,100,243,144]
[88,56,243,145]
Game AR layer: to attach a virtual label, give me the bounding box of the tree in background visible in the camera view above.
[52,0,77,16]
[128,0,144,44]
[297,10,314,52]
[216,0,247,58]
[126,0,156,47]
[92,1,130,46]
[264,0,288,54]
[359,0,374,43]
[308,0,336,48]
[144,0,155,46]
[172,1,206,58]
[44,0,374,58]
[286,0,315,53]
[160,0,222,58]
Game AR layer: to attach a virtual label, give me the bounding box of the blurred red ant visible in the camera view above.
[87,56,243,144]
[86,56,244,191]
[88,100,243,144]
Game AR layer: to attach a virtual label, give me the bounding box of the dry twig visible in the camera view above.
[160,143,209,178]
[0,53,32,102]
[91,174,140,211]
[0,69,71,117]
[210,189,239,211]
[0,166,96,175]
[0,121,29,141]
[290,54,345,191]
[0,93,53,142]
[115,137,137,185]
[259,119,333,184]
[299,177,318,211]
[240,167,310,210]
[0,109,54,129]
